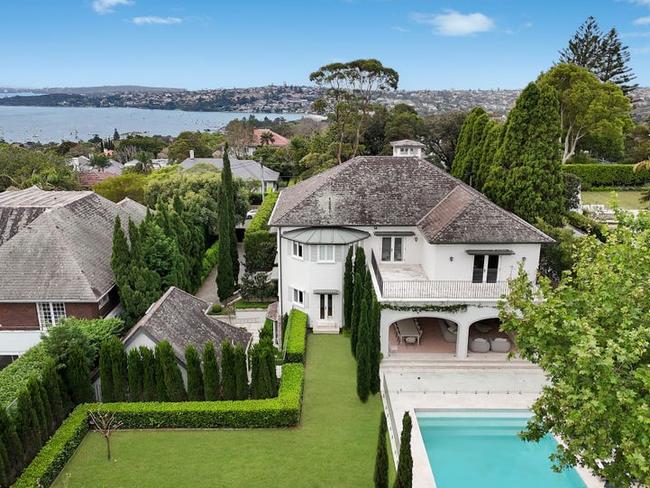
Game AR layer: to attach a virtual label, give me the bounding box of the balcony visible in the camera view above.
[370,250,509,301]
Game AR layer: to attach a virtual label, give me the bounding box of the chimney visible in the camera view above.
[189,149,195,160]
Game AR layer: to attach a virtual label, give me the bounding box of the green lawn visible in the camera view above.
[581,190,648,210]
[53,335,392,488]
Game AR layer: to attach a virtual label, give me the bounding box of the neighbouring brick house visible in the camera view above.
[0,186,147,358]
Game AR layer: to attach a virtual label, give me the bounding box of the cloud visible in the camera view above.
[391,26,410,33]
[628,0,650,5]
[633,16,650,25]
[92,0,133,14]
[131,16,183,25]
[411,10,495,36]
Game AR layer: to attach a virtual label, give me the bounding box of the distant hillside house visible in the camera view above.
[180,152,280,193]
[390,139,425,158]
[0,186,147,358]
[95,286,252,398]
[245,129,290,156]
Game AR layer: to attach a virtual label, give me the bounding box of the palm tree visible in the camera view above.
[259,131,275,146]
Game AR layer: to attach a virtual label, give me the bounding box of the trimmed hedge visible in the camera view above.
[285,309,308,364]
[200,240,220,282]
[564,164,650,190]
[12,405,90,488]
[246,191,279,234]
[12,364,304,487]
[566,211,608,242]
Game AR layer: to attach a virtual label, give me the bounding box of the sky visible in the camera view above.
[2,0,650,90]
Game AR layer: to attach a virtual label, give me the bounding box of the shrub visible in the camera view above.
[563,164,650,189]
[285,309,308,363]
[260,319,274,343]
[240,272,276,301]
[566,211,608,242]
[208,303,223,315]
[249,192,262,205]
[563,172,581,211]
[246,191,278,234]
[200,240,219,283]
[0,346,50,408]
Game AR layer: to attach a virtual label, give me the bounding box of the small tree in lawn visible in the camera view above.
[140,347,157,401]
[185,345,204,401]
[234,345,249,400]
[156,341,186,402]
[220,341,237,400]
[88,411,123,461]
[394,412,412,488]
[356,296,371,402]
[99,340,114,402]
[127,348,144,402]
[203,342,221,400]
[343,247,354,329]
[374,413,389,488]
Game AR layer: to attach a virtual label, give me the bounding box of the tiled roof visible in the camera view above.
[252,129,289,147]
[390,139,425,147]
[179,157,280,182]
[0,187,147,301]
[123,287,252,364]
[269,156,552,244]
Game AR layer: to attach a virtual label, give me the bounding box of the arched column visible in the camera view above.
[455,320,471,359]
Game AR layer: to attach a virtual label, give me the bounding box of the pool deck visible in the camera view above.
[380,364,604,488]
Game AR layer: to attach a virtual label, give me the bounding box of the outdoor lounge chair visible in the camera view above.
[489,337,512,353]
[470,337,490,353]
[438,321,457,343]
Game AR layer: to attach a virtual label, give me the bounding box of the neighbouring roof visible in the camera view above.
[0,186,147,301]
[269,156,552,245]
[123,287,252,364]
[179,157,280,182]
[282,226,370,245]
[78,170,119,188]
[252,129,290,147]
[390,139,425,148]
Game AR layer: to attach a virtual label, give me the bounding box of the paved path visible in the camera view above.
[195,242,246,305]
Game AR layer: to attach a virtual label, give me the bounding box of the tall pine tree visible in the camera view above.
[350,247,366,357]
[203,342,221,400]
[221,341,237,400]
[156,341,186,402]
[185,345,205,401]
[374,413,389,488]
[343,247,354,329]
[234,345,249,400]
[451,107,487,183]
[127,348,144,402]
[216,145,239,300]
[474,121,502,192]
[110,337,128,402]
[140,346,157,401]
[356,296,371,402]
[369,294,381,395]
[393,412,413,488]
[99,340,115,402]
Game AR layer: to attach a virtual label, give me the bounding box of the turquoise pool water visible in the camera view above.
[417,410,586,488]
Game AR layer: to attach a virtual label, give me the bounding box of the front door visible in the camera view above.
[319,293,333,320]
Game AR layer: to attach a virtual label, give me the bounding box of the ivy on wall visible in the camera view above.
[379,303,468,314]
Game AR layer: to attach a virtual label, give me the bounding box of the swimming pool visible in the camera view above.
[416,410,586,488]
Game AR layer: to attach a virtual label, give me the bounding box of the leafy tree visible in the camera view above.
[202,342,221,400]
[537,64,632,163]
[310,59,399,162]
[423,111,467,169]
[99,340,115,402]
[0,145,78,192]
[168,131,212,163]
[393,412,413,488]
[484,82,565,226]
[356,296,371,402]
[140,347,157,402]
[500,213,650,487]
[127,348,144,402]
[94,172,148,203]
[89,153,111,171]
[384,104,424,143]
[234,345,249,400]
[113,129,120,141]
[185,345,204,401]
[156,341,186,402]
[216,147,238,300]
[374,413,389,488]
[343,247,354,329]
[559,16,637,94]
[220,342,237,400]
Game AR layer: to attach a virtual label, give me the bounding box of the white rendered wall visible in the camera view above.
[0,330,42,356]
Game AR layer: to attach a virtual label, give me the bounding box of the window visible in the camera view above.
[291,241,303,259]
[472,255,499,283]
[292,287,304,306]
[98,293,110,309]
[381,237,404,262]
[36,302,66,330]
[318,245,335,262]
[319,294,333,320]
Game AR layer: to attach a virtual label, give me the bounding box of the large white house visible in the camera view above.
[269,155,552,360]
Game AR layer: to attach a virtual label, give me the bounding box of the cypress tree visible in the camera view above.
[369,295,381,395]
[185,345,204,401]
[350,247,366,356]
[474,121,502,192]
[65,343,93,404]
[464,110,490,187]
[127,348,144,402]
[140,347,157,401]
[14,389,39,463]
[216,146,238,300]
[0,408,21,479]
[451,107,485,181]
[343,247,354,329]
[154,345,169,402]
[234,345,249,400]
[157,341,186,402]
[0,437,8,488]
[27,379,47,447]
[203,342,221,401]
[110,338,128,402]
[220,342,237,400]
[99,340,114,402]
[38,383,54,436]
[42,358,64,426]
[374,413,389,488]
[111,216,130,285]
[356,297,371,402]
[393,412,413,488]
[484,82,565,226]
[250,343,276,399]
